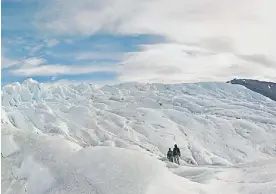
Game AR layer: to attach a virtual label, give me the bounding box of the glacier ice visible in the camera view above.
[1,79,276,194]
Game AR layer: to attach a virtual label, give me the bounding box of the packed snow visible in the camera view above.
[1,78,276,194]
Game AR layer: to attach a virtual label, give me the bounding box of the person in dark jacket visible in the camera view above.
[173,144,181,165]
[167,148,173,162]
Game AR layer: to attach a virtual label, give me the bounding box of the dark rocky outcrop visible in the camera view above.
[227,78,276,101]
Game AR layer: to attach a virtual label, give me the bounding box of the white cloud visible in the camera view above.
[1,56,46,70]
[42,79,120,89]
[46,51,122,62]
[22,57,46,67]
[75,52,122,60]
[64,39,74,44]
[35,0,276,83]
[10,64,115,76]
[117,43,276,83]
[1,56,19,69]
[2,52,47,70]
[46,39,60,47]
[28,45,43,55]
[37,0,276,54]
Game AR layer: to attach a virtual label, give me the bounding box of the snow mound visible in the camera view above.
[48,147,202,194]
[1,132,203,194]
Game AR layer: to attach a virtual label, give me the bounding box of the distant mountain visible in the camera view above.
[227,78,276,101]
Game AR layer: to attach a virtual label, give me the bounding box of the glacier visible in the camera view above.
[1,78,276,194]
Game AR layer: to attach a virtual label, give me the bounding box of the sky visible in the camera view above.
[1,0,276,86]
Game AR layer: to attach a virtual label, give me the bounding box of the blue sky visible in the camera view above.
[2,0,276,86]
[1,0,164,86]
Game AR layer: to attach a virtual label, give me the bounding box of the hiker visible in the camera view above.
[167,148,173,162]
[173,144,181,165]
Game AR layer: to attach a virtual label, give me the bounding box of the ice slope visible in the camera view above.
[2,78,276,194]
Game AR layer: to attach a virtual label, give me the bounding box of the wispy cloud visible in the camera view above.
[42,78,120,88]
[238,54,276,68]
[1,56,19,69]
[10,64,116,76]
[1,56,46,69]
[117,43,276,83]
[2,0,275,85]
[75,52,122,61]
[27,45,44,55]
[34,0,276,83]
[46,39,60,47]
[22,57,46,67]
[36,0,276,54]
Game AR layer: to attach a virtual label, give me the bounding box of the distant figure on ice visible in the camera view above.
[173,144,181,165]
[167,148,173,162]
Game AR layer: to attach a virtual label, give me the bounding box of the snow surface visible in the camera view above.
[1,78,276,194]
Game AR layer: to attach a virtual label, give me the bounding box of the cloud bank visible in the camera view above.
[12,0,276,83]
